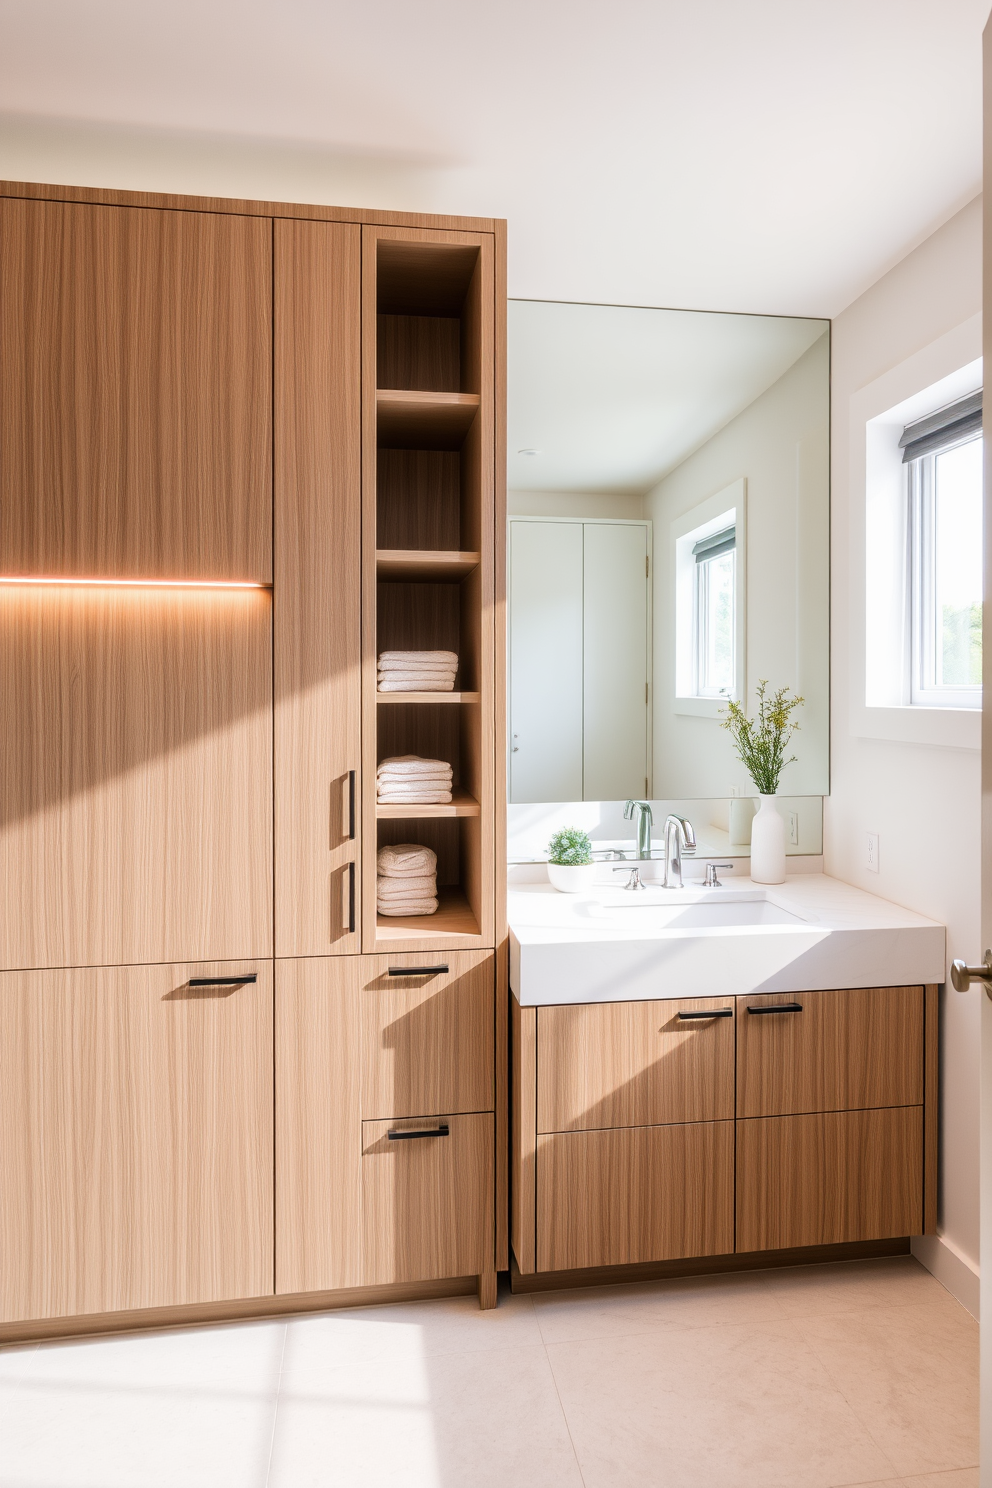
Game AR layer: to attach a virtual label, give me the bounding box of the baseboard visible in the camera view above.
[911,1233,980,1319]
[510,1237,911,1293]
[0,1275,479,1347]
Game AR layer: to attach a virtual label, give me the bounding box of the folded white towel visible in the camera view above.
[377,755,453,778]
[378,660,457,674]
[377,773,452,787]
[378,791,453,805]
[377,874,437,899]
[377,844,438,877]
[379,650,457,668]
[377,900,439,917]
[377,675,456,692]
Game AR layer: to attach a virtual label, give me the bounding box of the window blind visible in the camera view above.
[692,526,735,563]
[900,389,982,463]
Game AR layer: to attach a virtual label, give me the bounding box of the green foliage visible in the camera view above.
[721,680,804,795]
[547,826,593,866]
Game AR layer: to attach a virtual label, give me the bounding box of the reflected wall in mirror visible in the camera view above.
[507,299,830,804]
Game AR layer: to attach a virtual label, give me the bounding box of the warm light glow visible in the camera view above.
[0,576,269,589]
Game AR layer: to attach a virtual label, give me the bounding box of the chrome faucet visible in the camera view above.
[663,814,696,889]
[613,864,645,891]
[623,800,653,859]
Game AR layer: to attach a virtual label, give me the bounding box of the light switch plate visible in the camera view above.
[867,832,879,872]
[787,811,799,846]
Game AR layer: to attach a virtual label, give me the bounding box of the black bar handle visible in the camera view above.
[678,1008,733,1020]
[188,974,258,987]
[348,861,356,934]
[746,1002,803,1015]
[348,769,356,841]
[388,1124,450,1140]
[387,965,449,976]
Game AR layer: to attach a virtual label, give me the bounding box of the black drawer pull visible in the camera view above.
[678,1008,733,1020]
[387,965,449,976]
[348,769,356,841]
[388,1124,450,1140]
[746,1001,803,1015]
[348,861,356,933]
[188,974,257,987]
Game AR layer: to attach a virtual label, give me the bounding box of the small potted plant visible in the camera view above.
[721,681,803,884]
[546,826,597,893]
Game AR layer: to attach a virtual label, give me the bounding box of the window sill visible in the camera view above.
[851,701,980,750]
[673,696,728,719]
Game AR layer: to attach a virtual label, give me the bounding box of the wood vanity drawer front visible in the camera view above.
[736,1107,923,1253]
[361,1112,494,1284]
[736,986,924,1119]
[361,951,494,1120]
[537,998,735,1133]
[537,1121,734,1272]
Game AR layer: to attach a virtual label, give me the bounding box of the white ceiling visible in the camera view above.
[0,1,987,317]
[507,300,827,493]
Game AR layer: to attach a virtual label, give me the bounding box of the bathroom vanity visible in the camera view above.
[509,874,944,1286]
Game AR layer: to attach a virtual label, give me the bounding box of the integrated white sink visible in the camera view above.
[508,874,945,1006]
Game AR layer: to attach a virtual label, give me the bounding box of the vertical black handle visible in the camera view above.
[348,861,356,933]
[348,769,356,841]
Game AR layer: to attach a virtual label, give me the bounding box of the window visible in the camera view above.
[902,391,983,708]
[693,526,736,697]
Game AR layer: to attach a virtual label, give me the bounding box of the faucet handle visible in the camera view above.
[704,862,734,887]
[613,865,646,890]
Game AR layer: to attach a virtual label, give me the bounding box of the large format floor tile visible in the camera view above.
[530,1268,784,1345]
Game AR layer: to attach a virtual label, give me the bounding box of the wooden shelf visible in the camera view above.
[377,691,479,705]
[375,789,480,819]
[376,548,480,582]
[376,389,480,449]
[375,885,481,941]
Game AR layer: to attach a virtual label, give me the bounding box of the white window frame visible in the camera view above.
[693,540,736,699]
[673,478,746,718]
[908,434,983,710]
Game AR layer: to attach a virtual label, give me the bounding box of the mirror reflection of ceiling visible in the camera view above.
[508,300,828,495]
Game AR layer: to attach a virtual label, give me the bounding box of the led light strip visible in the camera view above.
[0,575,270,589]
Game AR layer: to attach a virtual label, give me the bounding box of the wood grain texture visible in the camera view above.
[361,951,494,1120]
[736,986,924,1118]
[736,1107,923,1252]
[273,219,362,956]
[537,998,735,1133]
[492,218,508,950]
[537,1121,734,1272]
[0,584,272,970]
[0,198,271,580]
[374,884,483,947]
[0,179,502,233]
[0,960,273,1324]
[377,314,460,391]
[495,937,509,1272]
[376,549,480,581]
[376,390,480,449]
[377,451,463,551]
[924,982,939,1234]
[511,996,538,1274]
[274,955,363,1295]
[361,1112,494,1284]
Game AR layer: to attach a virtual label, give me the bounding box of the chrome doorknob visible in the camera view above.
[950,951,992,993]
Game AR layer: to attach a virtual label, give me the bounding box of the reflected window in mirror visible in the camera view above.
[693,524,736,698]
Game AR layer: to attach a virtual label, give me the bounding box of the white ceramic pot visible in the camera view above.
[547,862,597,893]
[749,795,786,884]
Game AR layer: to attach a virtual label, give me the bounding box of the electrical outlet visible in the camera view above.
[867,832,879,872]
[787,811,799,846]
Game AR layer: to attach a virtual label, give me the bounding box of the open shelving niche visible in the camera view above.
[361,227,495,952]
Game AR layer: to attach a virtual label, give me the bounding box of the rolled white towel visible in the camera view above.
[377,873,437,898]
[378,650,457,668]
[377,675,456,692]
[377,899,439,917]
[378,844,437,877]
[377,755,453,778]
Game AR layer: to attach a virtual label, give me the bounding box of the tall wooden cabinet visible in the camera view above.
[0,180,506,1340]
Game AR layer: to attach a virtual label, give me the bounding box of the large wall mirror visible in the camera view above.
[507,299,830,806]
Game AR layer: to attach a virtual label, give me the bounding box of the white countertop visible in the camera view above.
[508,872,945,1006]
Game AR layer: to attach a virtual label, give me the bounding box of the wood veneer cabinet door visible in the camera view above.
[0,584,272,970]
[275,956,364,1295]
[0,198,271,580]
[537,998,735,1133]
[736,1108,923,1252]
[736,987,924,1118]
[274,219,362,956]
[361,1112,494,1284]
[537,1122,734,1272]
[0,961,273,1324]
[361,951,494,1120]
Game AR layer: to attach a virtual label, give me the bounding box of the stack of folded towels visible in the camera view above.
[376,842,438,917]
[376,754,453,804]
[377,650,458,692]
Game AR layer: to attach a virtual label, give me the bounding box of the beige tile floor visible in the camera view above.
[0,1256,978,1488]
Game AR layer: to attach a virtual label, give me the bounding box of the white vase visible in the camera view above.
[547,862,597,893]
[749,795,786,884]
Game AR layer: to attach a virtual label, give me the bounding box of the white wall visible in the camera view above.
[645,334,830,799]
[828,194,983,1314]
[507,489,645,519]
